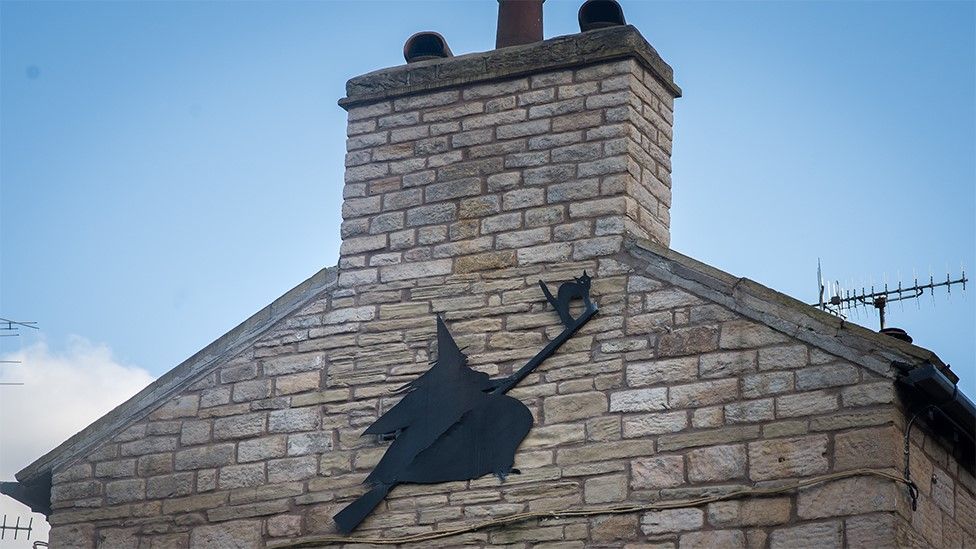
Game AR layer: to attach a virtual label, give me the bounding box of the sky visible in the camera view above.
[0,0,973,544]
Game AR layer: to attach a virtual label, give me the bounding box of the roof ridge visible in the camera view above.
[623,235,945,378]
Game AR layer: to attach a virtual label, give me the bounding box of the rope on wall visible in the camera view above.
[269,468,915,548]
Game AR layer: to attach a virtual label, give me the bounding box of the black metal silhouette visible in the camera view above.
[333,274,598,533]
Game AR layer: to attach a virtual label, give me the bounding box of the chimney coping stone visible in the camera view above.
[340,25,681,110]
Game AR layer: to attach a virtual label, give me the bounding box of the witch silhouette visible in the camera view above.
[334,275,597,533]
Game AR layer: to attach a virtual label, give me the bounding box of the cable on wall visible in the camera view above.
[269,468,915,548]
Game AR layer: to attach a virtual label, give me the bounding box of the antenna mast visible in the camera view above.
[814,264,967,330]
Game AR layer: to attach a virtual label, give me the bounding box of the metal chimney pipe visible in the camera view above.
[496,0,544,49]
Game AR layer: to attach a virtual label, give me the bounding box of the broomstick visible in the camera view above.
[333,277,598,533]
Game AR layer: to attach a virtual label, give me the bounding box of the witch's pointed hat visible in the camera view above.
[435,315,466,367]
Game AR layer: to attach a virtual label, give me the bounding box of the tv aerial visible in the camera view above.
[814,260,968,334]
[0,514,34,541]
[0,317,37,386]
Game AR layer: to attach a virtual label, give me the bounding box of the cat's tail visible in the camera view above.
[333,483,392,534]
[539,280,558,309]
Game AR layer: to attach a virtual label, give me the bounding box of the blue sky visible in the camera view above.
[1,0,973,466]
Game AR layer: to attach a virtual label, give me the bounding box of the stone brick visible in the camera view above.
[720,321,790,350]
[699,350,756,379]
[287,432,334,456]
[213,413,266,440]
[741,371,793,398]
[797,476,898,518]
[557,440,651,465]
[770,521,842,549]
[834,426,898,470]
[456,251,517,273]
[622,411,687,437]
[268,456,319,483]
[626,357,696,386]
[707,497,792,527]
[105,478,145,504]
[680,530,746,549]
[640,508,704,535]
[94,459,135,479]
[190,520,262,548]
[687,444,746,482]
[631,456,684,489]
[845,513,897,548]
[841,381,894,407]
[657,426,760,452]
[544,392,607,423]
[219,463,266,489]
[146,472,195,498]
[263,353,325,376]
[609,388,667,412]
[584,474,628,503]
[757,344,808,370]
[380,259,453,282]
[775,391,838,418]
[668,379,738,409]
[137,453,173,476]
[175,444,235,470]
[658,326,719,357]
[794,363,858,390]
[275,371,321,395]
[748,435,828,480]
[267,514,304,537]
[238,435,287,463]
[724,399,774,424]
[151,395,200,420]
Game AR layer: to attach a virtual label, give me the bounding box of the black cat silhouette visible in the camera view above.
[540,271,593,327]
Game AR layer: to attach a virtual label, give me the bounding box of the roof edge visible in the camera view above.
[16,266,339,483]
[624,236,947,378]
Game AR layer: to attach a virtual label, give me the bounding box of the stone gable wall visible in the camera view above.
[41,31,974,549]
[45,251,974,548]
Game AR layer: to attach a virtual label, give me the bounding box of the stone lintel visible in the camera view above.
[339,25,681,109]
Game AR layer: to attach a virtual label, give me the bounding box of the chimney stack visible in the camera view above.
[496,0,544,48]
[337,5,680,287]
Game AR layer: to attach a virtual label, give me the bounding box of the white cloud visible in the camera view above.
[0,337,155,547]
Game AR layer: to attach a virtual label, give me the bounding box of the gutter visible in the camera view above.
[895,360,976,470]
[0,472,52,516]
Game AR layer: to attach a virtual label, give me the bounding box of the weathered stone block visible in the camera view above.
[584,474,628,503]
[680,530,746,549]
[770,521,842,549]
[834,426,898,470]
[631,456,684,489]
[658,326,719,357]
[622,410,687,437]
[190,520,263,548]
[687,444,746,482]
[609,388,667,412]
[795,363,859,390]
[214,413,266,440]
[175,444,235,470]
[219,463,266,489]
[699,350,756,378]
[797,476,897,519]
[544,392,607,423]
[105,478,145,504]
[720,321,790,350]
[640,508,704,535]
[707,497,792,527]
[626,357,696,386]
[146,472,195,498]
[748,435,828,481]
